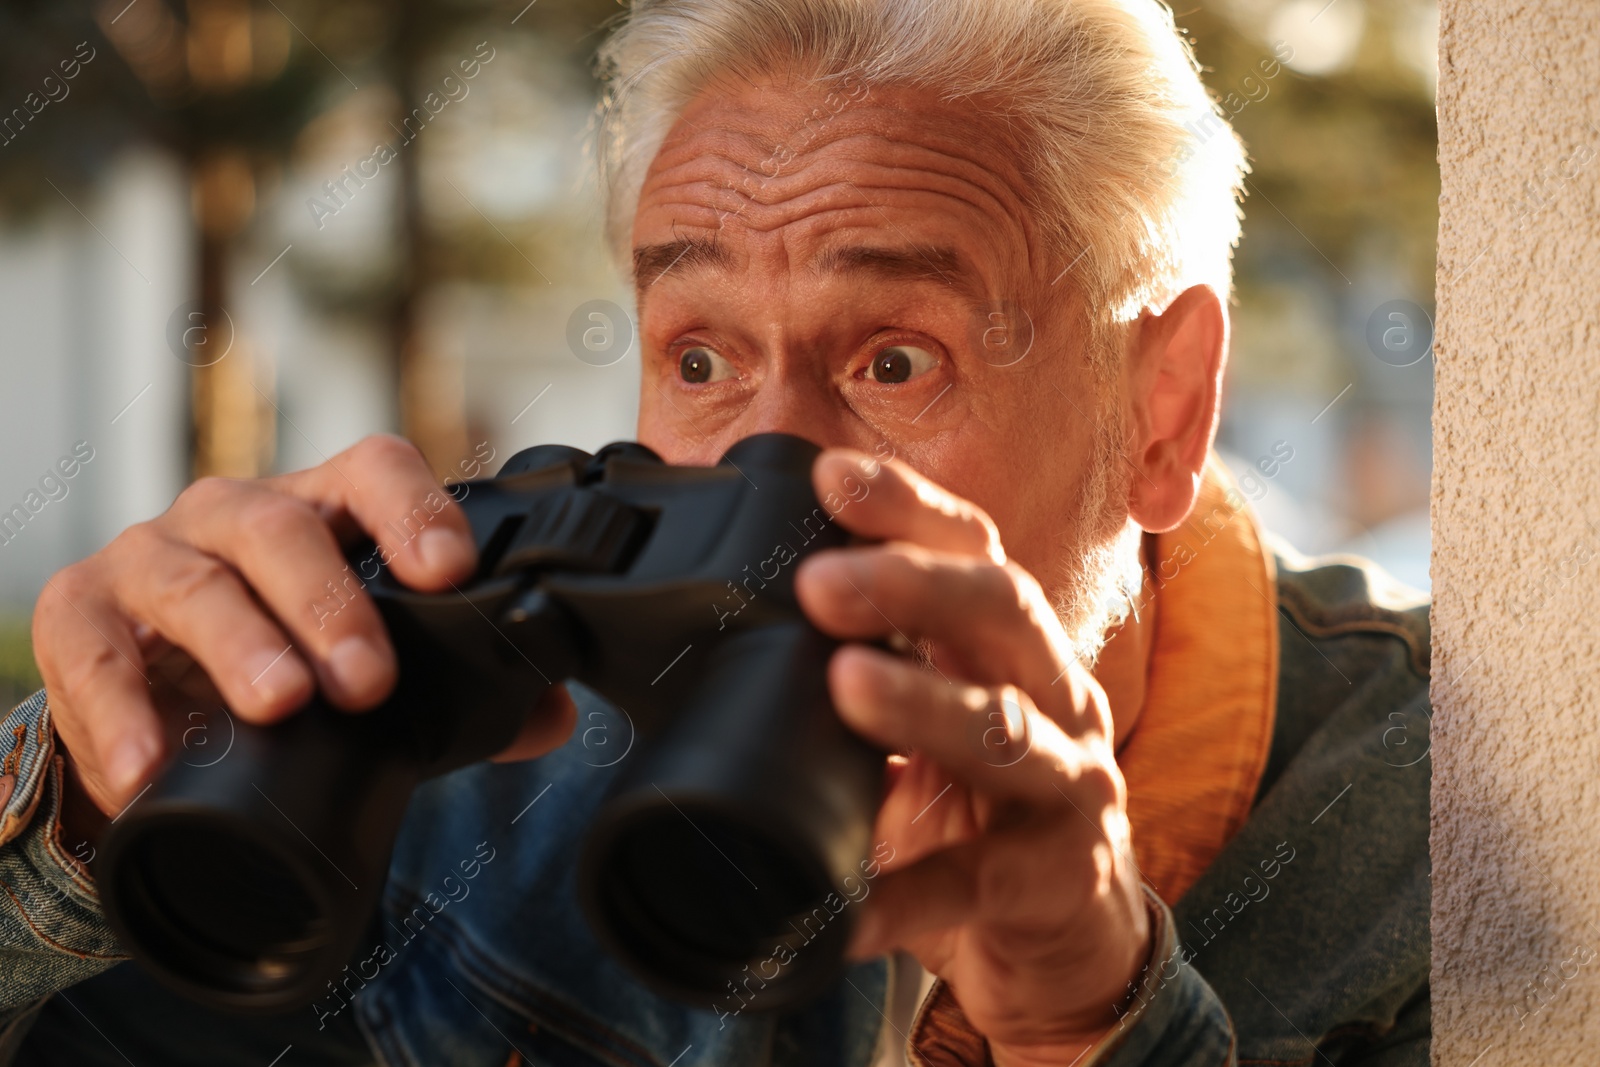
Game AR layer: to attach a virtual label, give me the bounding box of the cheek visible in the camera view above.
[635,377,769,466]
[892,437,1017,542]
[941,394,1101,569]
[633,337,738,463]
[635,402,720,465]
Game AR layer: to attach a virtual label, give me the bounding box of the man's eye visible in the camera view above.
[678,346,737,383]
[869,345,939,384]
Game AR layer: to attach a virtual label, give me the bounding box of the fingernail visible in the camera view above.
[243,646,313,707]
[328,635,393,702]
[418,528,474,578]
[106,735,156,798]
[802,550,853,581]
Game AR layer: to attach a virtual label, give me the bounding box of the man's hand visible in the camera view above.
[31,434,576,833]
[795,449,1152,1065]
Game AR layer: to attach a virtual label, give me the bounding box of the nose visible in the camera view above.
[731,367,839,449]
[720,352,898,463]
[640,345,887,467]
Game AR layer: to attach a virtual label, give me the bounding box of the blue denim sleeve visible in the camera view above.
[0,691,127,1028]
[1087,884,1236,1066]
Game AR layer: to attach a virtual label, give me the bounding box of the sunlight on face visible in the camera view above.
[629,73,1140,655]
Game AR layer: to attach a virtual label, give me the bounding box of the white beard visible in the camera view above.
[1047,399,1146,666]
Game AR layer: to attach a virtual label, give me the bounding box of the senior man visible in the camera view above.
[0,0,1429,1064]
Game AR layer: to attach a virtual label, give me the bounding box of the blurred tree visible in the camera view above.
[1181,1,1439,385]
[0,0,328,478]
[1,0,1439,488]
[1186,0,1439,558]
[1186,2,1439,284]
[0,0,621,479]
[383,0,623,475]
[0,618,43,712]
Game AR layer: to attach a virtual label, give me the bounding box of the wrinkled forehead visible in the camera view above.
[630,73,1046,300]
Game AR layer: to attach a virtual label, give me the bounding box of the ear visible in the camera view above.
[1122,283,1228,533]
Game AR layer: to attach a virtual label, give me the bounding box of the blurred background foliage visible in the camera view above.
[0,619,42,713]
[0,0,1438,699]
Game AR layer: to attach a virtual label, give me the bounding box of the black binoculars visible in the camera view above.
[97,433,884,1015]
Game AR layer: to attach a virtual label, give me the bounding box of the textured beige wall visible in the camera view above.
[1433,0,1600,1060]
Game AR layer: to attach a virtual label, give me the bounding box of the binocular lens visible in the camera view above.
[594,808,836,994]
[112,820,333,996]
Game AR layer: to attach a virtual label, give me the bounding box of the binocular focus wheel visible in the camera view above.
[498,444,593,479]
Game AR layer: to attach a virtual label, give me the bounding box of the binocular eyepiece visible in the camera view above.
[97,433,884,1015]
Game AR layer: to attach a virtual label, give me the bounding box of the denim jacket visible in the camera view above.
[0,538,1430,1067]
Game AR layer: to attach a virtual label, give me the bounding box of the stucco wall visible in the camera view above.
[1432,0,1600,1059]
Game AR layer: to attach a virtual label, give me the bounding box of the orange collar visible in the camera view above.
[905,457,1284,1065]
[1099,454,1280,905]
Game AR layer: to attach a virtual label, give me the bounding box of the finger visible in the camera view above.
[32,572,164,811]
[268,434,476,592]
[847,837,981,958]
[166,479,396,709]
[490,684,578,762]
[875,751,981,856]
[144,635,226,706]
[848,822,1114,959]
[113,525,320,721]
[883,752,911,797]
[797,542,1077,702]
[832,645,1115,802]
[813,449,1004,564]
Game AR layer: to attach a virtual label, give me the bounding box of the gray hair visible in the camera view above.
[595,0,1250,363]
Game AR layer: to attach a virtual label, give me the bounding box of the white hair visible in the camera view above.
[594,0,1250,364]
[595,0,1245,658]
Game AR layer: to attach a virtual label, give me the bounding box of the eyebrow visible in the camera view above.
[813,244,987,307]
[811,244,968,290]
[633,238,983,303]
[633,237,734,290]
